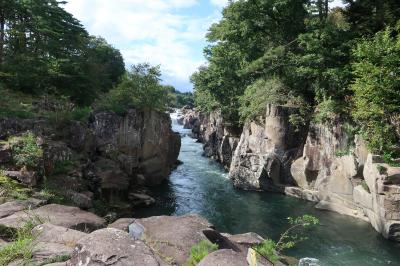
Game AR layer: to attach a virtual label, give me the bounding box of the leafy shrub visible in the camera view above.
[382,152,400,167]
[0,174,32,200]
[10,133,43,169]
[239,78,288,122]
[71,106,92,122]
[313,98,343,124]
[351,26,400,154]
[254,239,279,263]
[0,216,41,266]
[254,215,319,263]
[183,240,218,266]
[97,63,169,115]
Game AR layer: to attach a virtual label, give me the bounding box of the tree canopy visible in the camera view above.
[192,0,400,154]
[0,0,125,105]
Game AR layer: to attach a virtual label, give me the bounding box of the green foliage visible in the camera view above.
[35,255,71,266]
[313,98,342,124]
[0,217,41,266]
[382,152,400,167]
[343,0,400,36]
[0,175,32,200]
[361,180,371,193]
[97,63,169,114]
[0,1,125,105]
[351,25,400,154]
[71,107,92,122]
[239,78,289,122]
[10,133,43,169]
[335,150,351,157]
[254,215,319,263]
[254,239,279,264]
[191,0,308,126]
[165,86,194,108]
[183,240,218,266]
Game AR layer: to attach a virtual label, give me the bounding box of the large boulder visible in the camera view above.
[68,228,161,266]
[0,199,45,219]
[107,218,135,232]
[198,249,248,266]
[4,169,38,187]
[31,223,87,263]
[133,214,213,265]
[0,204,105,232]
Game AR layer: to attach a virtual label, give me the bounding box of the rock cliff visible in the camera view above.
[230,105,308,190]
[178,108,239,169]
[288,122,400,242]
[0,108,180,213]
[184,104,400,242]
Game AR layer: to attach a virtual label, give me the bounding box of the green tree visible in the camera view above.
[192,0,308,126]
[99,63,169,114]
[351,24,400,153]
[344,0,400,36]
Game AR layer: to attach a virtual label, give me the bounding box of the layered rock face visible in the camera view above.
[178,108,239,169]
[288,122,400,241]
[89,109,181,186]
[229,105,308,190]
[0,108,180,211]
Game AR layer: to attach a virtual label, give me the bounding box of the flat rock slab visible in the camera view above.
[31,223,87,262]
[107,218,135,232]
[198,249,248,266]
[68,228,160,266]
[134,214,213,265]
[0,198,46,218]
[0,204,105,232]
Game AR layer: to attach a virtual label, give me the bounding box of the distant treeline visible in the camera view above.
[191,0,400,155]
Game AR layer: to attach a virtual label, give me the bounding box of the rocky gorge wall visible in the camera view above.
[178,107,240,169]
[180,105,400,242]
[0,108,180,213]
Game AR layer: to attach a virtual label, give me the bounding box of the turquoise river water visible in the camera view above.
[135,114,400,266]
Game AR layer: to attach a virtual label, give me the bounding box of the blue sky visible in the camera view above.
[65,0,344,92]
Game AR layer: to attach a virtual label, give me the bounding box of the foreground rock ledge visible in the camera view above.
[68,228,161,266]
[0,204,106,232]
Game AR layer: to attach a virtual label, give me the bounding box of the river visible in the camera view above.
[135,113,400,266]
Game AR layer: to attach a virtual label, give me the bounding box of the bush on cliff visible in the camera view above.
[184,240,218,266]
[10,133,43,169]
[97,63,170,115]
[351,24,400,154]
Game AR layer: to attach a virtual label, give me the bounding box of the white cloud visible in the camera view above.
[210,0,229,8]
[63,0,220,91]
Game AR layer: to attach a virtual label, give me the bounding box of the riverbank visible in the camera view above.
[178,106,400,243]
[136,111,400,265]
